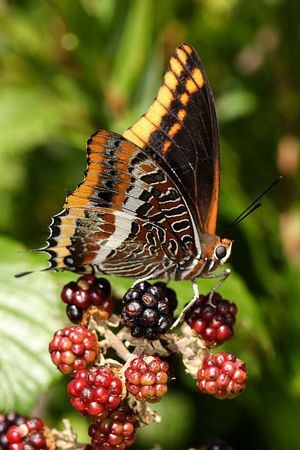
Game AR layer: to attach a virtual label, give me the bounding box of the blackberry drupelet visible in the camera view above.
[66,304,83,324]
[121,282,177,340]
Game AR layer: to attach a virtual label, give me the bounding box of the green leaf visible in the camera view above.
[111,0,153,98]
[0,237,66,413]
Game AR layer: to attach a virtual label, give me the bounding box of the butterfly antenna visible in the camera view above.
[229,202,262,227]
[15,271,36,278]
[228,176,282,230]
[15,266,52,278]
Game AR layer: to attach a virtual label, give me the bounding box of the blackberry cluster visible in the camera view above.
[125,354,169,403]
[88,403,138,450]
[0,412,27,449]
[197,352,247,399]
[61,275,113,324]
[49,325,99,374]
[186,292,237,346]
[5,417,47,450]
[67,366,123,418]
[121,282,177,340]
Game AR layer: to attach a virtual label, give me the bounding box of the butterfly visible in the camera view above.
[45,43,233,286]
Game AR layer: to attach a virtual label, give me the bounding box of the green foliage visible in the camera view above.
[0,0,300,449]
[0,237,65,412]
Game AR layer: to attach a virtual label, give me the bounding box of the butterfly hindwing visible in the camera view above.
[124,42,220,235]
[46,130,197,278]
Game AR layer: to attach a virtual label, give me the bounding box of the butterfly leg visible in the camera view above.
[171,269,231,329]
[202,268,231,301]
[170,279,200,329]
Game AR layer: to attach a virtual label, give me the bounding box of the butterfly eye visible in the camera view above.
[215,245,227,260]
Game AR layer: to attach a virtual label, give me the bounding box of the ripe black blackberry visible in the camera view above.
[121,282,177,340]
[61,275,114,324]
[0,412,27,449]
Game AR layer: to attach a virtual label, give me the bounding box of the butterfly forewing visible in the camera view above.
[46,130,197,279]
[124,42,220,235]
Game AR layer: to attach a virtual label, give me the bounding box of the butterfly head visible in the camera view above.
[207,237,233,272]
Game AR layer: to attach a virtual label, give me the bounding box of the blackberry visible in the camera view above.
[121,282,176,340]
[197,352,247,399]
[5,417,47,450]
[49,325,99,374]
[186,292,237,346]
[67,366,123,417]
[88,403,138,449]
[125,354,169,403]
[61,275,114,324]
[0,413,27,449]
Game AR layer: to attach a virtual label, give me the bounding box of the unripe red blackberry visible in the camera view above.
[88,403,138,450]
[197,352,247,399]
[125,354,169,403]
[49,325,99,374]
[0,413,27,449]
[121,282,176,340]
[61,275,113,324]
[67,366,123,417]
[186,293,237,346]
[5,417,47,450]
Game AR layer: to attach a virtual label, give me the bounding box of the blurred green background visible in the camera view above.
[0,0,300,449]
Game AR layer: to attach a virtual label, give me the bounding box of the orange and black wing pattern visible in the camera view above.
[124,42,220,235]
[45,130,197,279]
[43,43,222,280]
